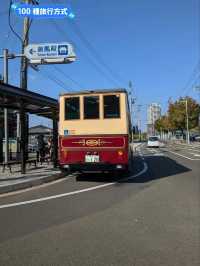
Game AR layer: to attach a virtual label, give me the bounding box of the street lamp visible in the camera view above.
[181,99,190,145]
[194,86,200,131]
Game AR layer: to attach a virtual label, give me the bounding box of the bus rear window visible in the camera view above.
[104,95,120,118]
[84,96,99,119]
[65,97,80,120]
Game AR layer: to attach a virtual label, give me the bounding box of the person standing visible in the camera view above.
[37,134,45,164]
[47,136,53,162]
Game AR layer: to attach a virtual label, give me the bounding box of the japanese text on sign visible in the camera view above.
[11,4,75,19]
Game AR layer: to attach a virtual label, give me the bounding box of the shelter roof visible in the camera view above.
[0,83,58,119]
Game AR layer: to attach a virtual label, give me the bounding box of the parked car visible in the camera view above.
[147,136,160,148]
[194,135,200,142]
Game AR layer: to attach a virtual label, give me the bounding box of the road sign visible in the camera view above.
[24,42,76,64]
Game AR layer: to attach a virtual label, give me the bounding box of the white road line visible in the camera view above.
[188,152,200,156]
[178,147,200,152]
[0,175,75,198]
[0,162,148,210]
[166,149,200,161]
[168,145,200,152]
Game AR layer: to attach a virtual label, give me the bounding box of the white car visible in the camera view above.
[147,136,160,148]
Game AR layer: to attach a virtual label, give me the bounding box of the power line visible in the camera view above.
[178,61,200,96]
[184,72,200,96]
[50,0,125,86]
[8,0,23,43]
[8,1,34,45]
[52,65,84,90]
[71,21,126,86]
[38,69,70,91]
[51,0,126,85]
[51,20,123,87]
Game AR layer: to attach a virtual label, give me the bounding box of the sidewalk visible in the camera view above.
[0,163,65,195]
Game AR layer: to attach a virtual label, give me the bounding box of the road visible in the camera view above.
[0,142,199,266]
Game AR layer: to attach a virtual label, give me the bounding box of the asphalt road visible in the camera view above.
[0,142,199,266]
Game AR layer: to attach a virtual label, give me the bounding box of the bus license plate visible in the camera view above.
[85,155,99,163]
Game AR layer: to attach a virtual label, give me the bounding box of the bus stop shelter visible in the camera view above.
[0,82,59,173]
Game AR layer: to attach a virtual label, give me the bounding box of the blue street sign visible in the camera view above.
[11,3,75,19]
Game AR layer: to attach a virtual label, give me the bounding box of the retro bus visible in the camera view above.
[58,89,132,173]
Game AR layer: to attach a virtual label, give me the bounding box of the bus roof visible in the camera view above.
[60,88,127,97]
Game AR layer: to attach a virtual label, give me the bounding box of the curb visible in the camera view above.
[0,172,66,195]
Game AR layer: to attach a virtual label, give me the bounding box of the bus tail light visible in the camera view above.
[118,150,123,156]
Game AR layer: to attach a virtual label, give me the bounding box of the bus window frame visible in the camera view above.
[83,95,100,120]
[103,94,121,119]
[64,96,80,121]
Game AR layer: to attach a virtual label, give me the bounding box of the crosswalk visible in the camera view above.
[135,141,200,161]
[138,147,165,157]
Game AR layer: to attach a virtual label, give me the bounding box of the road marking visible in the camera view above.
[0,174,75,198]
[166,149,200,161]
[175,147,200,152]
[188,152,200,157]
[0,162,148,210]
[168,144,200,152]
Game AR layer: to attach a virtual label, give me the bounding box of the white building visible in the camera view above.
[147,103,161,135]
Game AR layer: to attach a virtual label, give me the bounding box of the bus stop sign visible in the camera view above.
[24,42,76,64]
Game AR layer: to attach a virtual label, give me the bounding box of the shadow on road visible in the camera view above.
[75,155,191,184]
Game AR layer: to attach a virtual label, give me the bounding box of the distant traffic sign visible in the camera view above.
[24,43,76,64]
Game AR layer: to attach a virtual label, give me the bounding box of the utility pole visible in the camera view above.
[185,99,190,145]
[128,81,133,142]
[129,81,133,124]
[129,81,136,143]
[137,105,142,142]
[194,86,200,131]
[3,49,9,163]
[20,1,30,91]
[19,0,31,173]
[181,99,190,144]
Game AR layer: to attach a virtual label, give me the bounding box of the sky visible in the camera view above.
[0,0,199,130]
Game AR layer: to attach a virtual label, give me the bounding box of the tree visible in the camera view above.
[168,97,200,132]
[155,115,171,132]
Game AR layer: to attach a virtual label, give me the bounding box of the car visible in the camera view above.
[194,135,200,142]
[147,136,160,148]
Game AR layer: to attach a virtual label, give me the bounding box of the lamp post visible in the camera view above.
[181,99,190,145]
[194,86,200,131]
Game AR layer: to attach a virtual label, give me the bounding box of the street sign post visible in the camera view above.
[24,42,76,64]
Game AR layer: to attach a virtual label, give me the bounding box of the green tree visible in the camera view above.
[155,115,171,132]
[168,97,200,132]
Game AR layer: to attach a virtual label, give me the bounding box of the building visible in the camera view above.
[29,125,53,145]
[147,103,161,135]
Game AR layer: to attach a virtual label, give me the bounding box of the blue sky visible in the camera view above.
[0,0,199,129]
